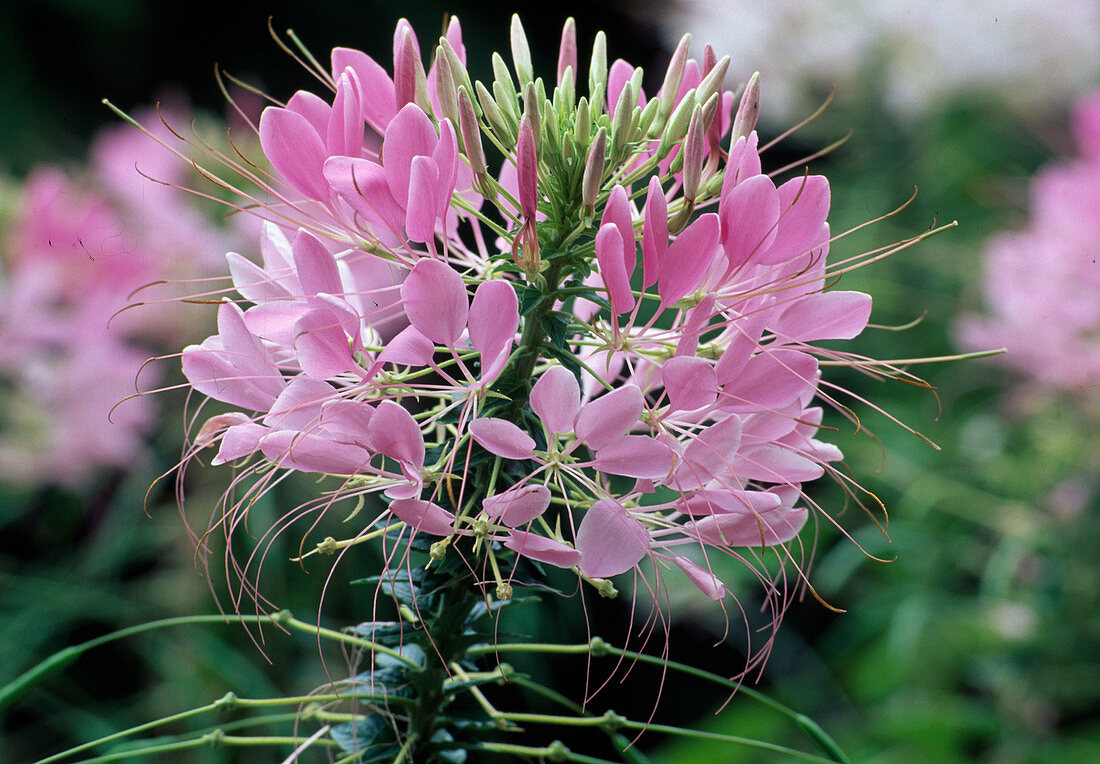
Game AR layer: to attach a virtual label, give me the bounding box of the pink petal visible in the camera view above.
[195,412,252,448]
[292,229,343,297]
[400,259,468,346]
[662,356,718,412]
[483,484,551,527]
[214,422,268,465]
[381,104,439,204]
[674,414,743,490]
[595,223,634,314]
[504,529,582,568]
[389,499,455,535]
[676,488,782,516]
[762,175,830,265]
[530,366,581,435]
[720,349,818,413]
[324,157,405,235]
[260,429,371,474]
[641,176,668,288]
[286,90,331,137]
[258,106,329,200]
[591,435,674,479]
[469,417,536,460]
[468,279,519,361]
[431,119,459,220]
[719,173,779,269]
[601,185,636,279]
[377,325,435,367]
[686,503,808,547]
[732,443,824,482]
[366,400,425,469]
[405,155,440,245]
[332,47,395,133]
[327,70,365,158]
[227,252,292,303]
[576,499,649,578]
[658,212,720,308]
[264,377,332,430]
[773,291,872,342]
[671,555,726,600]
[294,306,358,379]
[574,385,644,450]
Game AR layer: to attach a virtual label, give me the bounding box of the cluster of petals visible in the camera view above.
[957,90,1100,392]
[182,15,879,604]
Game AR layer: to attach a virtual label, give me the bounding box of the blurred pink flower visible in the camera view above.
[957,90,1100,391]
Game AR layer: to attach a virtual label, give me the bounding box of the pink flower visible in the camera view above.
[958,89,1100,391]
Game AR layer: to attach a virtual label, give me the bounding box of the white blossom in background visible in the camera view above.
[661,0,1100,119]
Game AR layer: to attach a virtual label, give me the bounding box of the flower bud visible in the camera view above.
[682,106,705,203]
[582,126,608,209]
[611,82,635,155]
[696,55,730,106]
[395,24,430,113]
[491,53,519,119]
[731,71,760,144]
[476,80,514,143]
[558,17,577,87]
[433,44,460,125]
[510,14,534,86]
[439,37,474,101]
[640,97,662,138]
[575,97,591,146]
[659,33,692,117]
[523,82,542,153]
[458,87,487,176]
[589,31,607,107]
[517,116,538,220]
[657,87,695,157]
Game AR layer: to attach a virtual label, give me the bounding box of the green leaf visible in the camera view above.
[519,284,543,315]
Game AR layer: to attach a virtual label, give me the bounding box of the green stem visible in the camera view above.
[467,639,851,764]
[45,732,339,764]
[2,611,416,714]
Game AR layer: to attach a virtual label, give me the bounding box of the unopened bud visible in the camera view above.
[517,116,538,220]
[554,67,576,114]
[395,24,431,114]
[558,17,577,87]
[731,71,760,144]
[582,126,607,208]
[659,33,691,117]
[657,87,696,156]
[697,55,730,106]
[642,97,665,138]
[682,107,705,202]
[589,31,607,105]
[611,82,635,155]
[440,38,474,102]
[434,45,460,125]
[523,82,542,153]
[476,80,513,143]
[510,14,534,86]
[458,87,487,176]
[575,97,591,146]
[491,53,519,119]
[700,91,720,134]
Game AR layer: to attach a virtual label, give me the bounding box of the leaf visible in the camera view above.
[330,714,394,755]
[519,284,543,315]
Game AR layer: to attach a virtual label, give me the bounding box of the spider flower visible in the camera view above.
[180,15,897,621]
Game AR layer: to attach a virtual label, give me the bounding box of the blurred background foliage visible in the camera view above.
[1,0,1097,762]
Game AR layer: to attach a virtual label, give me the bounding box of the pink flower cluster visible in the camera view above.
[0,104,240,486]
[958,90,1100,391]
[183,17,875,607]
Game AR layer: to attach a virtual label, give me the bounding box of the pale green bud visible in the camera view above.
[659,33,692,117]
[440,38,475,107]
[657,87,696,157]
[588,31,607,105]
[457,87,487,175]
[510,14,534,86]
[696,55,731,106]
[582,126,607,208]
[433,44,460,126]
[476,80,514,143]
[731,71,761,144]
[575,97,591,146]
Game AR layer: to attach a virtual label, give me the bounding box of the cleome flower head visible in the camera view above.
[171,15,921,649]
